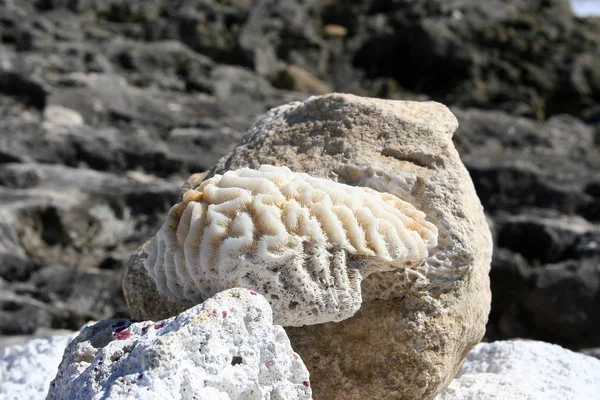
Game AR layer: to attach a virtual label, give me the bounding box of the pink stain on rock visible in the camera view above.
[293,354,298,360]
[249,291,257,295]
[153,322,165,330]
[265,360,274,368]
[222,310,228,318]
[141,324,151,335]
[303,381,310,387]
[114,329,131,340]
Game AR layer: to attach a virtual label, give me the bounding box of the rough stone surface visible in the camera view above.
[126,94,492,399]
[0,162,180,334]
[436,340,600,400]
[0,331,77,400]
[122,240,190,323]
[47,288,312,400]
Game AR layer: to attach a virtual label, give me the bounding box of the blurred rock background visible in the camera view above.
[0,0,598,352]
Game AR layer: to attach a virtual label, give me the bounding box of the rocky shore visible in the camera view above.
[0,0,599,398]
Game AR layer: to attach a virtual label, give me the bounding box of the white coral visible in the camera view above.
[145,165,438,326]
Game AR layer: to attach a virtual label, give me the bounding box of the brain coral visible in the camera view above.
[145,165,438,326]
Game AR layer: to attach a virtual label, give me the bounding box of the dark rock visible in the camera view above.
[348,0,600,118]
[0,163,179,267]
[31,264,128,327]
[238,0,327,80]
[456,108,600,348]
[0,254,40,282]
[524,258,600,349]
[0,280,68,335]
[96,251,130,271]
[47,73,222,128]
[454,109,600,216]
[106,40,214,92]
[486,248,531,341]
[0,72,47,109]
[496,215,591,264]
[570,231,600,259]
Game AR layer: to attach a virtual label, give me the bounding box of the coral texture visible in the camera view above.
[47,288,311,400]
[145,165,438,326]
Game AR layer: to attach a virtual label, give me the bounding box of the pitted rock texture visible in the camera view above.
[436,340,600,400]
[146,165,437,326]
[47,288,312,400]
[125,93,492,400]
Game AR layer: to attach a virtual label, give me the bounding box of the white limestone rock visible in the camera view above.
[47,288,312,400]
[436,340,600,400]
[0,332,77,400]
[145,165,438,326]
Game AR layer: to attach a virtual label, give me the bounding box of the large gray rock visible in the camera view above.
[125,93,492,399]
[0,162,180,334]
[47,288,312,400]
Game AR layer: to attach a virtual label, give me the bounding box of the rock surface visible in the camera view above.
[122,240,190,323]
[215,94,493,400]
[453,109,600,348]
[126,94,492,399]
[1,0,599,358]
[0,162,180,334]
[47,288,312,400]
[436,340,600,400]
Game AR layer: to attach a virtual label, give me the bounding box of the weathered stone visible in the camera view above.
[125,94,492,399]
[0,162,180,334]
[436,340,600,399]
[122,240,190,322]
[48,288,312,400]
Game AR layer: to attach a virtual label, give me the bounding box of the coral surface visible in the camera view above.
[146,165,437,326]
